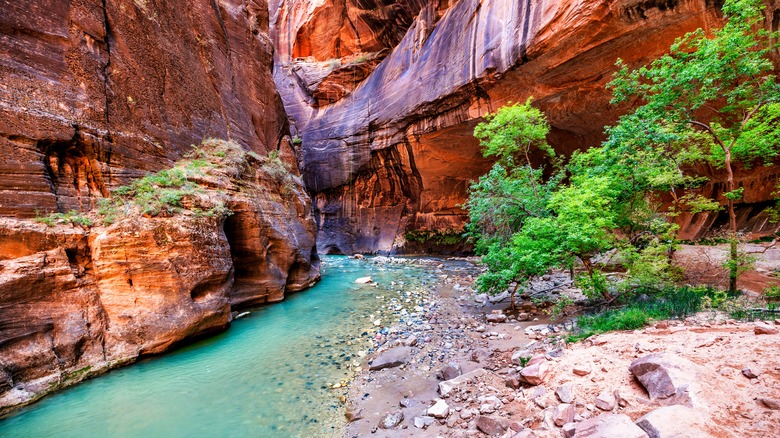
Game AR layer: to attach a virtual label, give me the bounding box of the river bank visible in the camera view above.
[346,257,780,437]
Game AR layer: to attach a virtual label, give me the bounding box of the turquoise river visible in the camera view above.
[0,256,443,437]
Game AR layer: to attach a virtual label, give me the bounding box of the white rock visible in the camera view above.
[427,399,450,419]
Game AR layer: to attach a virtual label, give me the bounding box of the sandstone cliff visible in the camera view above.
[0,1,319,414]
[273,0,780,254]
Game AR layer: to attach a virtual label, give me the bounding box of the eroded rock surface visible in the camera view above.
[273,0,780,254]
[0,144,320,415]
[0,0,290,218]
[0,0,320,414]
[271,0,760,254]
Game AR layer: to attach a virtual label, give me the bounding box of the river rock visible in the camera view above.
[439,368,487,396]
[574,413,649,438]
[437,362,462,381]
[399,398,418,408]
[378,411,404,429]
[635,405,713,438]
[369,347,412,371]
[427,399,450,418]
[354,276,373,284]
[476,415,509,436]
[486,313,507,323]
[628,353,699,406]
[413,416,435,429]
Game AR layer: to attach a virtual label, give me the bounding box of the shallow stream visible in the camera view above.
[0,256,451,437]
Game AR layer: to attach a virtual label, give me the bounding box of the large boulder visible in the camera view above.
[629,353,700,406]
[369,347,412,371]
[574,414,649,438]
[635,406,715,438]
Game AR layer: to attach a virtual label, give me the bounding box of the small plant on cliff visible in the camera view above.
[35,210,94,228]
[607,0,780,293]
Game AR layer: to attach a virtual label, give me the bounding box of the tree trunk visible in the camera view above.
[510,282,521,310]
[725,149,739,293]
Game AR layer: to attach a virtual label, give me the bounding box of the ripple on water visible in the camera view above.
[0,256,443,438]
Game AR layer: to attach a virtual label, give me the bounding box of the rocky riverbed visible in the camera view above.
[345,258,780,437]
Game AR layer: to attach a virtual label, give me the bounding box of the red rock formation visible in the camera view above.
[0,141,320,415]
[273,0,780,254]
[0,0,320,414]
[0,0,288,217]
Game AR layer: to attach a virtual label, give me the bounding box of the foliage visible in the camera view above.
[466,100,565,303]
[36,210,94,227]
[404,229,464,246]
[567,285,716,341]
[607,0,780,292]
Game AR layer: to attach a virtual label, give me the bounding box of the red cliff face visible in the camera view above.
[0,1,319,413]
[273,0,780,254]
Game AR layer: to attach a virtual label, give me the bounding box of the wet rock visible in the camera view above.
[628,353,699,406]
[437,362,463,381]
[574,413,649,438]
[378,411,404,429]
[759,398,780,410]
[754,322,778,335]
[439,368,487,396]
[595,390,616,411]
[427,399,450,419]
[556,383,575,403]
[635,405,713,438]
[476,415,509,436]
[354,276,373,284]
[554,403,576,426]
[413,416,435,429]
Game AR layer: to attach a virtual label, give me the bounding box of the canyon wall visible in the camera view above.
[0,1,319,414]
[272,0,780,254]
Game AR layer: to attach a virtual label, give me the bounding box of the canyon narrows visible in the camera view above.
[0,0,319,414]
[1,0,780,433]
[271,0,780,254]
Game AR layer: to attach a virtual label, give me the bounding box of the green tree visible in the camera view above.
[608,0,780,292]
[466,100,563,307]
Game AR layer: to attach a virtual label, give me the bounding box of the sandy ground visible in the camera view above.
[344,257,780,437]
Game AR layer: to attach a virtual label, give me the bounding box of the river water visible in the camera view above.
[0,256,445,438]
